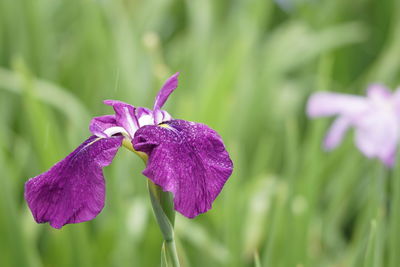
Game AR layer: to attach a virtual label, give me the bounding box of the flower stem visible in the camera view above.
[163,239,180,267]
[148,180,180,267]
[123,138,180,266]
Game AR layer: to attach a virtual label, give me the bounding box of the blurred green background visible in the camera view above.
[1,0,400,266]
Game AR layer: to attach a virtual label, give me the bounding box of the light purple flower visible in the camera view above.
[25,73,233,229]
[307,84,400,167]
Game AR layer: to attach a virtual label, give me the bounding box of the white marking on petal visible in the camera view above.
[161,110,172,122]
[124,107,138,136]
[138,114,154,127]
[104,126,130,138]
[153,110,163,125]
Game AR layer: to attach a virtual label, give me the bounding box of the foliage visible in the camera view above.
[0,0,399,266]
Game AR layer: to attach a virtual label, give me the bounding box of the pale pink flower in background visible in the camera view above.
[307,84,400,167]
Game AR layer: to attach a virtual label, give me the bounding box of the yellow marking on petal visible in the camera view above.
[159,122,179,136]
[84,137,102,149]
[158,123,173,129]
[122,138,148,164]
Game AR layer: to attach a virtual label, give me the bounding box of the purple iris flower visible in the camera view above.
[25,73,233,229]
[307,84,400,167]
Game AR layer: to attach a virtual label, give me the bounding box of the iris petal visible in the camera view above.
[354,111,398,167]
[24,136,123,229]
[136,107,155,127]
[393,88,400,116]
[153,73,179,124]
[153,72,180,111]
[323,117,351,150]
[104,100,139,137]
[132,119,233,218]
[89,115,117,137]
[366,84,392,101]
[307,92,367,118]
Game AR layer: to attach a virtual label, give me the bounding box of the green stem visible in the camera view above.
[389,164,400,267]
[148,181,180,267]
[122,138,180,266]
[147,181,175,240]
[163,239,180,267]
[364,162,386,267]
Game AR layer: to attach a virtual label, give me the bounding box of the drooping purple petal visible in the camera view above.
[132,119,233,218]
[104,100,139,137]
[25,136,123,229]
[354,110,399,167]
[307,92,368,118]
[89,115,117,137]
[323,117,351,150]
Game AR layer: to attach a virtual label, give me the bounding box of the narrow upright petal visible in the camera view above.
[153,72,180,110]
[153,73,179,124]
[133,120,233,218]
[25,136,123,229]
[307,92,367,118]
[104,100,139,137]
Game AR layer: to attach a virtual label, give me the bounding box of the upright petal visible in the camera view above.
[104,100,139,137]
[153,72,180,110]
[136,107,155,127]
[153,73,179,124]
[133,120,233,218]
[160,110,172,122]
[25,136,123,229]
[307,92,368,118]
[89,115,117,137]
